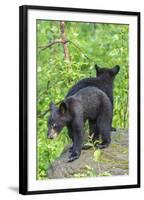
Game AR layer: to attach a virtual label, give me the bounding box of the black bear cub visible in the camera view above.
[48,86,112,162]
[66,64,120,131]
[66,64,120,107]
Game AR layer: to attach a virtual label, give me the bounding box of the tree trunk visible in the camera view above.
[60,21,70,61]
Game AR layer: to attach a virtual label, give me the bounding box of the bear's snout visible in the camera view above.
[48,128,58,139]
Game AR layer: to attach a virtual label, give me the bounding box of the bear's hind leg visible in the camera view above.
[96,114,111,149]
[96,131,111,149]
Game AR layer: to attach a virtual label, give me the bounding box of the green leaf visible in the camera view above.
[93,149,101,162]
[99,172,112,176]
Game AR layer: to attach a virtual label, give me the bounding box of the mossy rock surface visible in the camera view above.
[47,129,128,178]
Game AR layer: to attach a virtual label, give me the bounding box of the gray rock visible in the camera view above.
[47,129,129,179]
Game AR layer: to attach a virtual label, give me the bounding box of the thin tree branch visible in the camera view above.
[69,40,95,63]
[38,39,95,63]
[38,39,69,53]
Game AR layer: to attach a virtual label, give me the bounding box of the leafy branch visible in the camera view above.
[38,39,69,53]
[38,39,95,63]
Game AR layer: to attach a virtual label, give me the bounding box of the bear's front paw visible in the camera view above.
[69,145,73,153]
[68,150,81,162]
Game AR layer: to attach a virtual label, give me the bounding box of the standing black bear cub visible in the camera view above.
[66,64,120,106]
[66,64,120,132]
[48,86,112,162]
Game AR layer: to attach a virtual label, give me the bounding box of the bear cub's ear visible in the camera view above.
[110,65,120,75]
[95,64,101,72]
[59,101,67,114]
[95,64,102,76]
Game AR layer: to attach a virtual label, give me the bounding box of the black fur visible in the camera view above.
[48,86,112,162]
[66,65,120,132]
[66,64,120,106]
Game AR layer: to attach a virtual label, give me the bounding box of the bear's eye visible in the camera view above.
[53,124,58,129]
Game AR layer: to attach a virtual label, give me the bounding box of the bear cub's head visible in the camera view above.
[95,64,120,79]
[47,102,70,139]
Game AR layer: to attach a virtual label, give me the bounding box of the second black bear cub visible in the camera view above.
[48,86,112,162]
[66,64,120,106]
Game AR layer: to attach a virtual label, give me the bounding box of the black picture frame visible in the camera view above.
[19,5,141,195]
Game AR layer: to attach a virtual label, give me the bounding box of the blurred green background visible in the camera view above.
[36,20,129,179]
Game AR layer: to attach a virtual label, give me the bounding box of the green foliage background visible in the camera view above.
[36,20,129,179]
